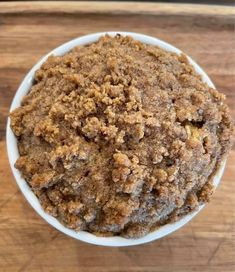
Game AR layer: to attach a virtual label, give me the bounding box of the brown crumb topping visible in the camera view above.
[10,35,234,238]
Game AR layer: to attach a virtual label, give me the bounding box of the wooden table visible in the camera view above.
[0,2,234,271]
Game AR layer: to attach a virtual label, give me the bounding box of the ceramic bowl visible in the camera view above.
[6,31,226,246]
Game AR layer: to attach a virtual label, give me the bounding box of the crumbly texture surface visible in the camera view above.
[10,35,234,238]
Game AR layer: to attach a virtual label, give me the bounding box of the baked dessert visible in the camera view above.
[10,35,234,238]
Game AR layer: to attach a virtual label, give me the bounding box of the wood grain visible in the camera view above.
[0,2,234,272]
[0,1,235,16]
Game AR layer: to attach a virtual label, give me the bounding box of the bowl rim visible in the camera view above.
[6,31,226,247]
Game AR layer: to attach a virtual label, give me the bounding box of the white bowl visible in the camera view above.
[6,32,226,247]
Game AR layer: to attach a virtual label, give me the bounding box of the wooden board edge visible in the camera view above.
[0,1,234,16]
